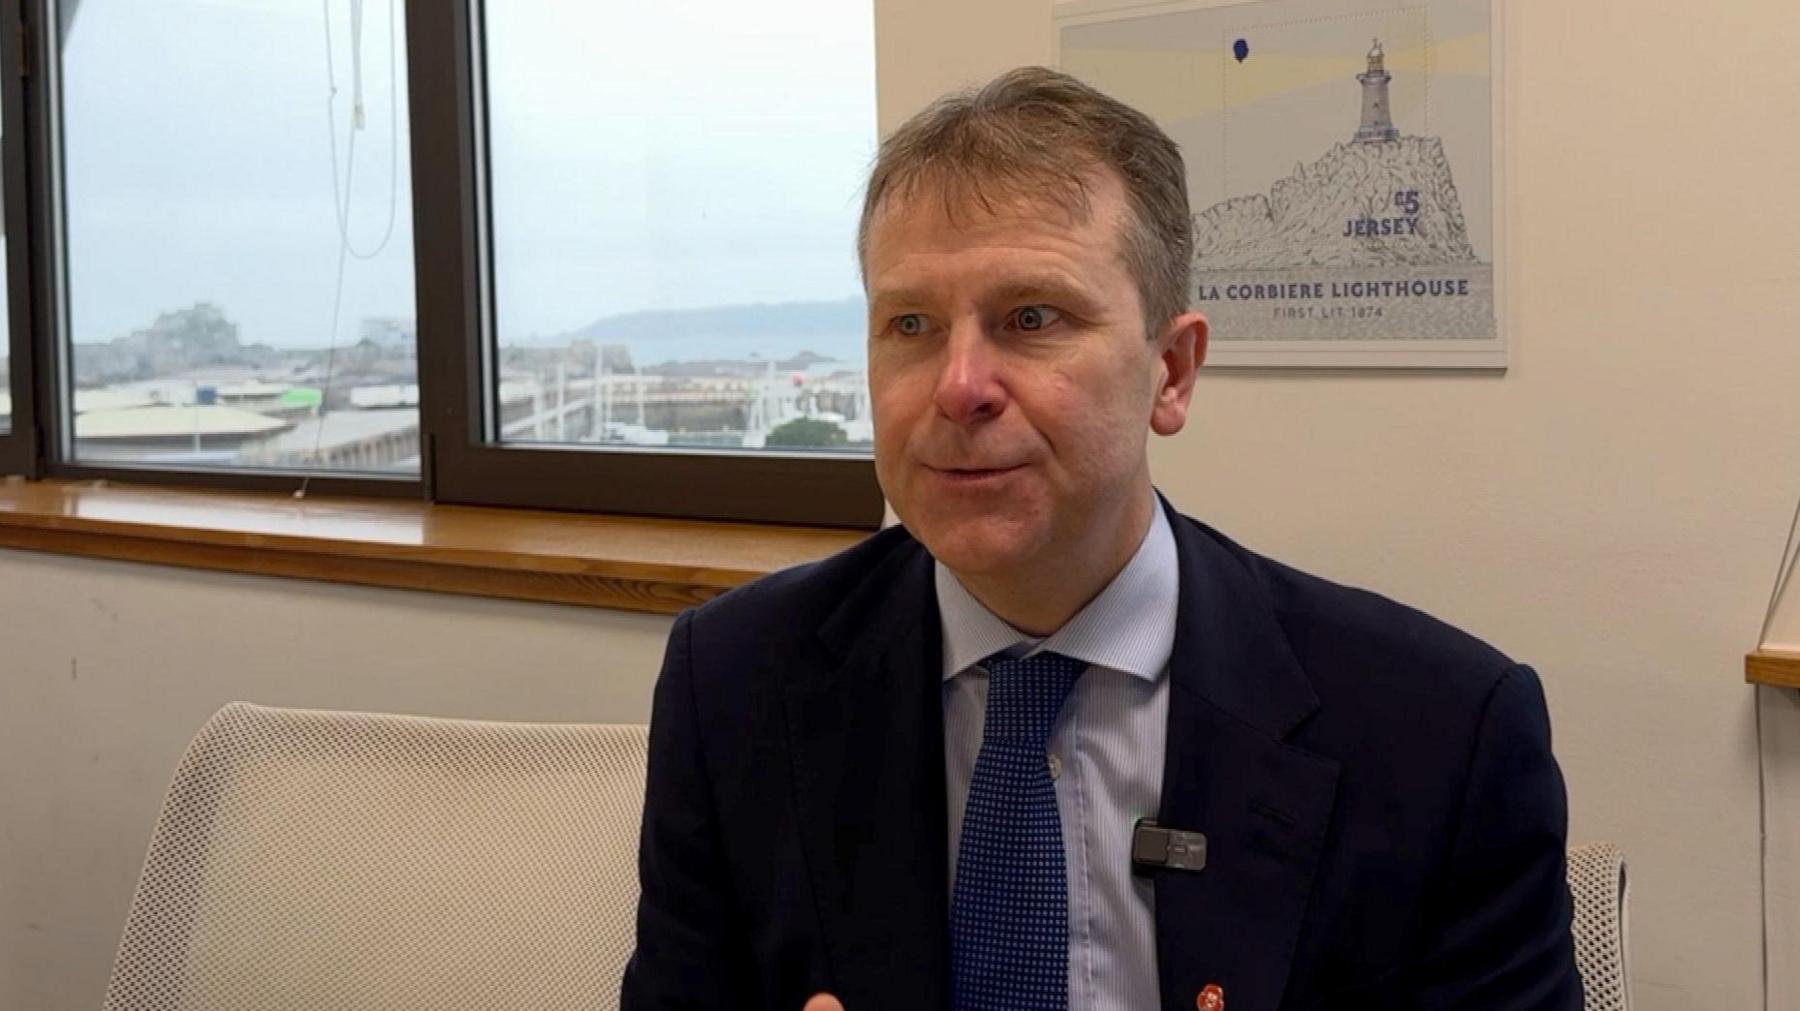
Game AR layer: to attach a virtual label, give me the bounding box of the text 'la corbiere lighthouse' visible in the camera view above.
[1353,39,1400,143]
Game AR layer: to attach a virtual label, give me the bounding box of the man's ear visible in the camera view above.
[1151,310,1207,437]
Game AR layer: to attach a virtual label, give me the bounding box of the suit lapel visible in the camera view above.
[783,537,949,1010]
[1155,505,1342,1011]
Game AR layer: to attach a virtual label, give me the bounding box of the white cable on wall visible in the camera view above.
[1759,489,1800,646]
[1751,486,1799,1011]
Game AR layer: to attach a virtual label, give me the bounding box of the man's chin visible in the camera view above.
[909,515,1044,578]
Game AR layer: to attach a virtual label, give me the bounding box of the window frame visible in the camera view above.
[408,1,883,528]
[0,0,881,528]
[13,0,421,499]
[0,0,37,476]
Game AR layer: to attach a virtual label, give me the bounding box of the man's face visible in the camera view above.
[864,170,1201,579]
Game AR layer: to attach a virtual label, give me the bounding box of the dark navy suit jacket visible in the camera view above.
[622,503,1583,1010]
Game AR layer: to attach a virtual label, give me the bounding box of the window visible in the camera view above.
[1,141,8,430]
[0,0,25,465]
[2,0,882,528]
[1,63,11,437]
[483,1,877,457]
[57,0,418,474]
[415,0,883,525]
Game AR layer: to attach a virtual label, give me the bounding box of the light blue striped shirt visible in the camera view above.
[937,503,1176,1011]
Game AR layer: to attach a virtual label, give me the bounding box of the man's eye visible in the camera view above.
[1009,306,1063,331]
[892,314,929,337]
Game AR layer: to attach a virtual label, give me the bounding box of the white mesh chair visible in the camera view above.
[1566,842,1631,1011]
[102,703,648,1011]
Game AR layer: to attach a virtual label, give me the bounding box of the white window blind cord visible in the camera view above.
[298,0,400,499]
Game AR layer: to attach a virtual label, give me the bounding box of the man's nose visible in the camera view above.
[933,319,1007,425]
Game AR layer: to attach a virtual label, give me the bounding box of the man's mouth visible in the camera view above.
[927,464,1025,482]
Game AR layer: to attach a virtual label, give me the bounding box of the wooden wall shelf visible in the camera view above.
[1746,648,1800,689]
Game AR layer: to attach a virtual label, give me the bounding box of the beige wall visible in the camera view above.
[0,548,673,1011]
[1767,688,1800,1010]
[884,0,1800,1007]
[4,0,1799,1008]
[1769,575,1800,650]
[1161,0,1800,990]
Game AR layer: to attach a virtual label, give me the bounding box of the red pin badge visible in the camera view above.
[1196,983,1225,1011]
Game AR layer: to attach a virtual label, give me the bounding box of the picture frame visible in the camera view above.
[1058,0,1507,368]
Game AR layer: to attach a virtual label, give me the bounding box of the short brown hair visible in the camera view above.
[858,66,1193,332]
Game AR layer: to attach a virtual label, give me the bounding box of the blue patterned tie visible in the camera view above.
[951,650,1087,1011]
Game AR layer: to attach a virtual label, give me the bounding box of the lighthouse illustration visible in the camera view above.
[1352,39,1399,143]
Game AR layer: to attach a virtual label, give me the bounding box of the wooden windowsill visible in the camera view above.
[1747,649,1800,689]
[0,477,868,614]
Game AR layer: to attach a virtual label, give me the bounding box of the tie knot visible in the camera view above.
[978,650,1087,746]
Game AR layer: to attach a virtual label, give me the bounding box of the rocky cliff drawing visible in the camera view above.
[1193,39,1480,271]
[1193,135,1478,269]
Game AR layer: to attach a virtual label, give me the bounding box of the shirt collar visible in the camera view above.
[935,501,1179,683]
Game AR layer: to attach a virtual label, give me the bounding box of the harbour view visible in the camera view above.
[32,297,872,473]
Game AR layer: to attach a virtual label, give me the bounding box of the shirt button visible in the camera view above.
[1046,754,1063,779]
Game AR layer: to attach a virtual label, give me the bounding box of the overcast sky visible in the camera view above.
[60,0,877,350]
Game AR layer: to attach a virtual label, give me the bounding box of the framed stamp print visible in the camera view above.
[1059,0,1506,367]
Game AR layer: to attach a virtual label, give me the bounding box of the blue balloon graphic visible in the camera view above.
[1233,38,1249,63]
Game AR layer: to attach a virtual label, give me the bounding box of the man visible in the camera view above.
[623,67,1581,1010]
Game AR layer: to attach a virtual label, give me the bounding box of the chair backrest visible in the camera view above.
[1566,841,1631,1011]
[103,703,648,1011]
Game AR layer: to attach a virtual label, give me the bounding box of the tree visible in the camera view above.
[766,417,847,448]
